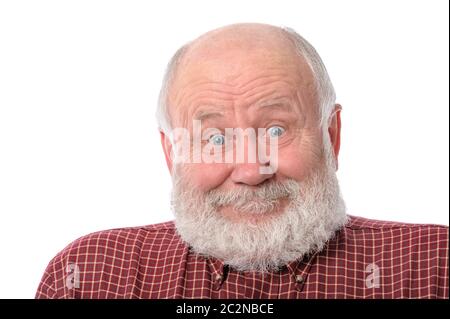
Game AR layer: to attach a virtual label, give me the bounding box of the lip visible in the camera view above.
[217,198,289,224]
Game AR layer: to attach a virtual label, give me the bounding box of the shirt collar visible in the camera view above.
[286,250,320,290]
[205,250,320,290]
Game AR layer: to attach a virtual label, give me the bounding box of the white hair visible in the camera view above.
[156,25,337,136]
[156,44,189,135]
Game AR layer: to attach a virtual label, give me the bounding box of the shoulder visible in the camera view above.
[344,215,448,242]
[346,214,448,232]
[339,215,448,258]
[36,221,186,298]
[80,220,178,241]
[324,215,449,298]
[51,221,181,260]
[59,220,183,260]
[62,220,179,252]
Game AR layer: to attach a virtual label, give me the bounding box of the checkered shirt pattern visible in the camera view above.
[36,215,449,299]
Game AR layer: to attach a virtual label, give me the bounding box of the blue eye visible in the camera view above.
[209,134,225,145]
[267,126,285,138]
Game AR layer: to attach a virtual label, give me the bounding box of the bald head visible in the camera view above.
[173,24,305,96]
[182,23,298,62]
[157,23,336,134]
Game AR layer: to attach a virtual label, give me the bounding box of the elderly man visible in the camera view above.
[36,23,448,299]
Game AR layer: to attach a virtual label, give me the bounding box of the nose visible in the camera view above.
[228,129,277,186]
[230,161,274,186]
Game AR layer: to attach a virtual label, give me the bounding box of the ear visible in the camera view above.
[328,104,342,170]
[160,130,174,174]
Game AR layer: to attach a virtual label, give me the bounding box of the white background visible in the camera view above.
[0,0,448,298]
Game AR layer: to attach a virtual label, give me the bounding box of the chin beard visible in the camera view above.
[171,162,347,273]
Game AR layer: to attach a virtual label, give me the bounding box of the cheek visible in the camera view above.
[276,142,323,181]
[182,163,231,192]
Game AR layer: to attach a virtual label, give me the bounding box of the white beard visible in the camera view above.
[171,161,347,273]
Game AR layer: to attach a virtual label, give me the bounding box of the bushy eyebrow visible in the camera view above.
[254,98,294,113]
[193,109,225,121]
[255,103,294,113]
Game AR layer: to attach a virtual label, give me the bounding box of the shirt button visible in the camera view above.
[295,275,304,284]
[213,274,223,291]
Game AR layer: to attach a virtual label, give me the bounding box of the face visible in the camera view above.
[165,44,329,223]
[161,27,345,271]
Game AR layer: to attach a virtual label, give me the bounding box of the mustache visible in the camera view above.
[204,179,300,214]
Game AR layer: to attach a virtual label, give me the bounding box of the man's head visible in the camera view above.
[157,23,347,272]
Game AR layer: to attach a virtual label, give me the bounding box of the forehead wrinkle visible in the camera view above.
[177,82,304,127]
[234,67,307,92]
[178,65,299,93]
[171,81,242,111]
[178,75,299,107]
[171,55,309,104]
[174,73,288,100]
[238,80,298,102]
[171,65,315,129]
[170,85,234,127]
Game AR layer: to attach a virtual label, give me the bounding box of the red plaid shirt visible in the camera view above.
[36,215,449,299]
